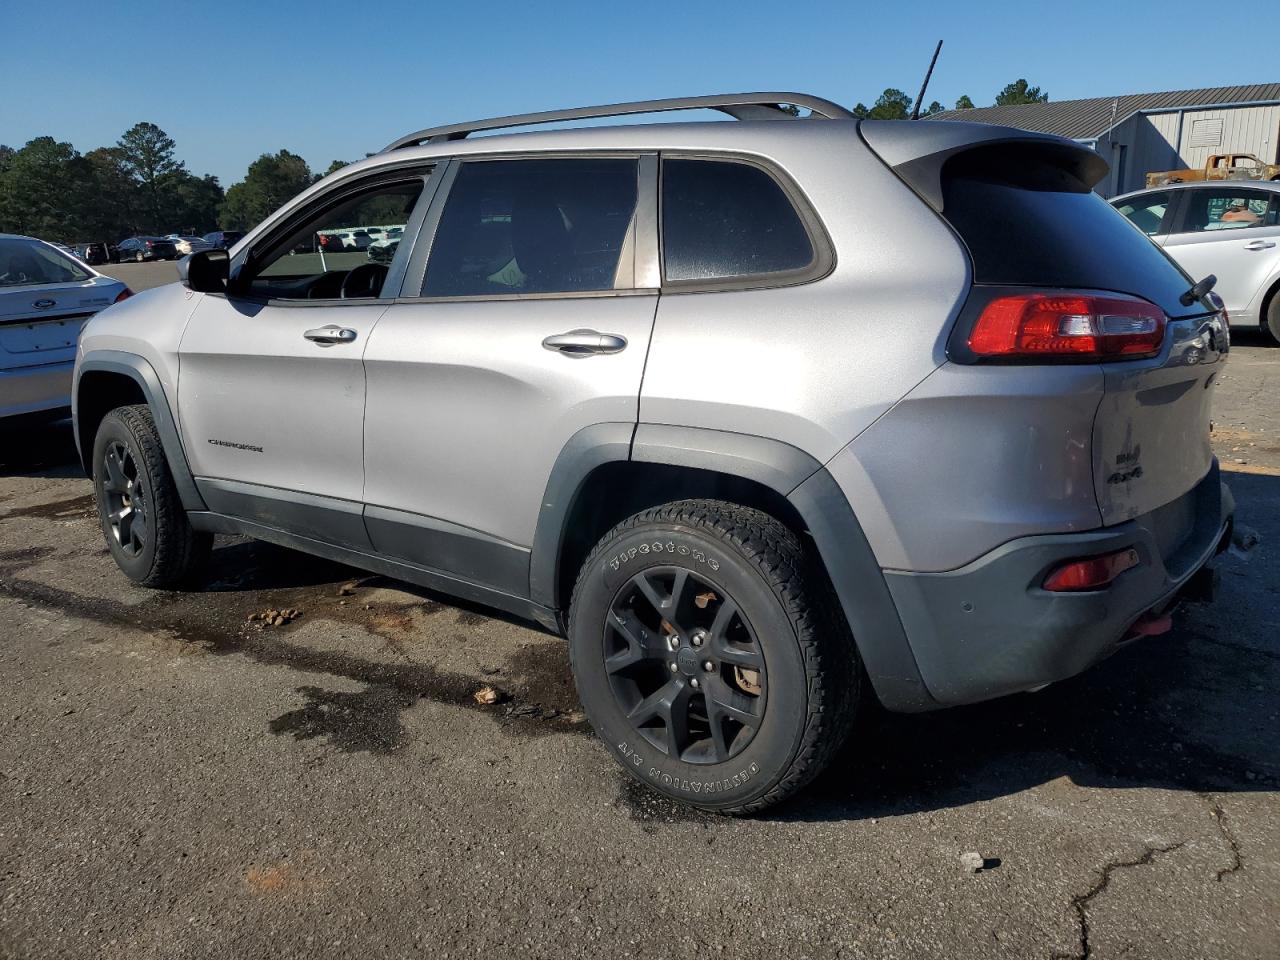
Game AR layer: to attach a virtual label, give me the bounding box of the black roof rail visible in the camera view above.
[381,92,855,152]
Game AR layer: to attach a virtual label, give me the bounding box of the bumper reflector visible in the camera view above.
[1043,548,1140,592]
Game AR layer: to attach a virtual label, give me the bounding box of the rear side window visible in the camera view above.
[942,146,1196,318]
[423,158,639,297]
[661,159,814,283]
[1176,188,1276,233]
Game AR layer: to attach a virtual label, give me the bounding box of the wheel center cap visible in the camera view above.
[675,646,698,677]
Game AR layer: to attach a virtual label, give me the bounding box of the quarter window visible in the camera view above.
[1114,192,1171,236]
[422,158,639,297]
[661,159,814,283]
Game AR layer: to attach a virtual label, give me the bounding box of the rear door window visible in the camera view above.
[1174,188,1276,234]
[422,158,639,297]
[661,158,815,283]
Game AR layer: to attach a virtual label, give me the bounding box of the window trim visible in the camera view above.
[657,151,835,294]
[399,151,658,303]
[223,161,439,307]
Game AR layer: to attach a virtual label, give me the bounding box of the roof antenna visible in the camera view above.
[910,40,944,120]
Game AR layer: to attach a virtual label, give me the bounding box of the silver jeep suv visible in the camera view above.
[72,94,1234,813]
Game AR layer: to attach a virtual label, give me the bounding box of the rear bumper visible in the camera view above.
[0,360,74,420]
[882,460,1233,707]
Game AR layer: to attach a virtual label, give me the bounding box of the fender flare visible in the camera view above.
[74,351,206,512]
[530,422,938,712]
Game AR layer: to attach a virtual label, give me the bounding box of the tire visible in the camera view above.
[568,499,859,814]
[92,404,211,588]
[1265,290,1280,346]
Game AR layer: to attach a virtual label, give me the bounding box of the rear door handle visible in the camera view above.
[541,329,627,357]
[1243,239,1276,250]
[304,325,357,345]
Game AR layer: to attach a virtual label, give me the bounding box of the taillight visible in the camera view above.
[113,287,133,303]
[1043,548,1139,592]
[145,240,153,248]
[968,293,1166,361]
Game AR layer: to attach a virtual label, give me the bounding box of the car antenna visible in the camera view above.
[910,40,944,120]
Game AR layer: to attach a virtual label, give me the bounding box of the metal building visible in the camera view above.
[928,83,1280,196]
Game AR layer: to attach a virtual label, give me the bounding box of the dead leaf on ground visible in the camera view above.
[473,685,508,706]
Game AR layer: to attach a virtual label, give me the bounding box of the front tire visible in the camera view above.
[568,500,859,814]
[92,405,211,588]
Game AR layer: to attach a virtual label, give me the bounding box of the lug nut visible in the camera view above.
[690,677,700,688]
[668,636,680,651]
[691,630,706,648]
[703,660,714,672]
[668,662,678,673]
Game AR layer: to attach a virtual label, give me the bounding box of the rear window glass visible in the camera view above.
[661,159,814,282]
[0,238,92,287]
[942,149,1196,317]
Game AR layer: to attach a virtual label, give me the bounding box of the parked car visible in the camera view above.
[366,226,404,263]
[71,93,1233,813]
[1,235,130,424]
[202,231,245,251]
[116,236,179,262]
[173,236,212,256]
[1145,153,1280,188]
[1112,181,1280,341]
[75,242,111,266]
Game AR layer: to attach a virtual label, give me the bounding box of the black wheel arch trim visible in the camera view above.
[532,422,938,712]
[74,351,207,512]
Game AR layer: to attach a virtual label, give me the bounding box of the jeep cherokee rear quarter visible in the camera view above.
[72,94,1232,813]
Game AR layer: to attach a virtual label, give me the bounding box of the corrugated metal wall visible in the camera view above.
[1102,104,1280,195]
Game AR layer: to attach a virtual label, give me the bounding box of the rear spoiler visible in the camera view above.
[858,120,1109,212]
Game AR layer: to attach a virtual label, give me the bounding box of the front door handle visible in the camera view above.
[304,325,357,345]
[541,329,627,357]
[1243,239,1276,251]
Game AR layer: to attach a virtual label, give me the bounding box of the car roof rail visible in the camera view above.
[380,92,855,152]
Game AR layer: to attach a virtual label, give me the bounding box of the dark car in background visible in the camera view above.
[202,230,245,251]
[116,237,178,263]
[75,242,111,266]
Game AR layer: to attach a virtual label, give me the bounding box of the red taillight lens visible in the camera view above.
[969,293,1166,361]
[113,287,133,303]
[145,240,153,248]
[1043,548,1140,592]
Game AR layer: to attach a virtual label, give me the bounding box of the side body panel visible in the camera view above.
[640,127,970,464]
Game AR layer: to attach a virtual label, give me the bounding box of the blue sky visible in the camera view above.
[2,0,1271,187]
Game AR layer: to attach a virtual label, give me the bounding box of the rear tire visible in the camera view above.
[568,499,859,814]
[92,405,211,588]
[1265,291,1280,345]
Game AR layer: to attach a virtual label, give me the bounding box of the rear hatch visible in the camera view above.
[0,277,121,370]
[864,124,1228,526]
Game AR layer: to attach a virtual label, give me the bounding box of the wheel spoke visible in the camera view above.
[706,676,763,726]
[103,449,127,492]
[708,597,739,641]
[626,678,683,725]
[130,511,148,552]
[633,573,669,614]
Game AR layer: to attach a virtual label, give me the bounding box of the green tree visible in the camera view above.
[994,79,1048,106]
[84,146,142,238]
[0,137,95,241]
[118,122,185,231]
[322,159,351,178]
[868,88,913,120]
[170,173,225,235]
[220,150,314,231]
[921,100,944,117]
[954,94,975,110]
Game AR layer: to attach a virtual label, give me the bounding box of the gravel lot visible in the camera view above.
[2,262,1277,959]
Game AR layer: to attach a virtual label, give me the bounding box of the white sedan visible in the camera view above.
[1112,180,1280,342]
[173,236,213,256]
[1,235,130,423]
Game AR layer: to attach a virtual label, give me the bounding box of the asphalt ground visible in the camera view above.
[1,261,1276,959]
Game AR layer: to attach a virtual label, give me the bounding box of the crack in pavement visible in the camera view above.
[1205,799,1244,882]
[1052,841,1186,960]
